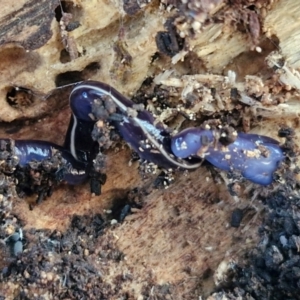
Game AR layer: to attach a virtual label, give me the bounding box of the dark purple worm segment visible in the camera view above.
[0,139,88,185]
[171,128,284,185]
[68,81,202,170]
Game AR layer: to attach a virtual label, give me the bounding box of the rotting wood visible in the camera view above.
[0,0,300,298]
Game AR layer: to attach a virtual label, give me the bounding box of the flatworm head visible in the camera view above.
[171,127,284,185]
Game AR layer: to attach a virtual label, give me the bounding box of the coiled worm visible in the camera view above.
[0,81,284,188]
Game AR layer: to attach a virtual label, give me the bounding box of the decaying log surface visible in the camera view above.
[0,0,300,299]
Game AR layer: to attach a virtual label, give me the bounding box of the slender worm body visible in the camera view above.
[68,81,284,185]
[68,81,202,170]
[0,80,285,191]
[1,139,88,185]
